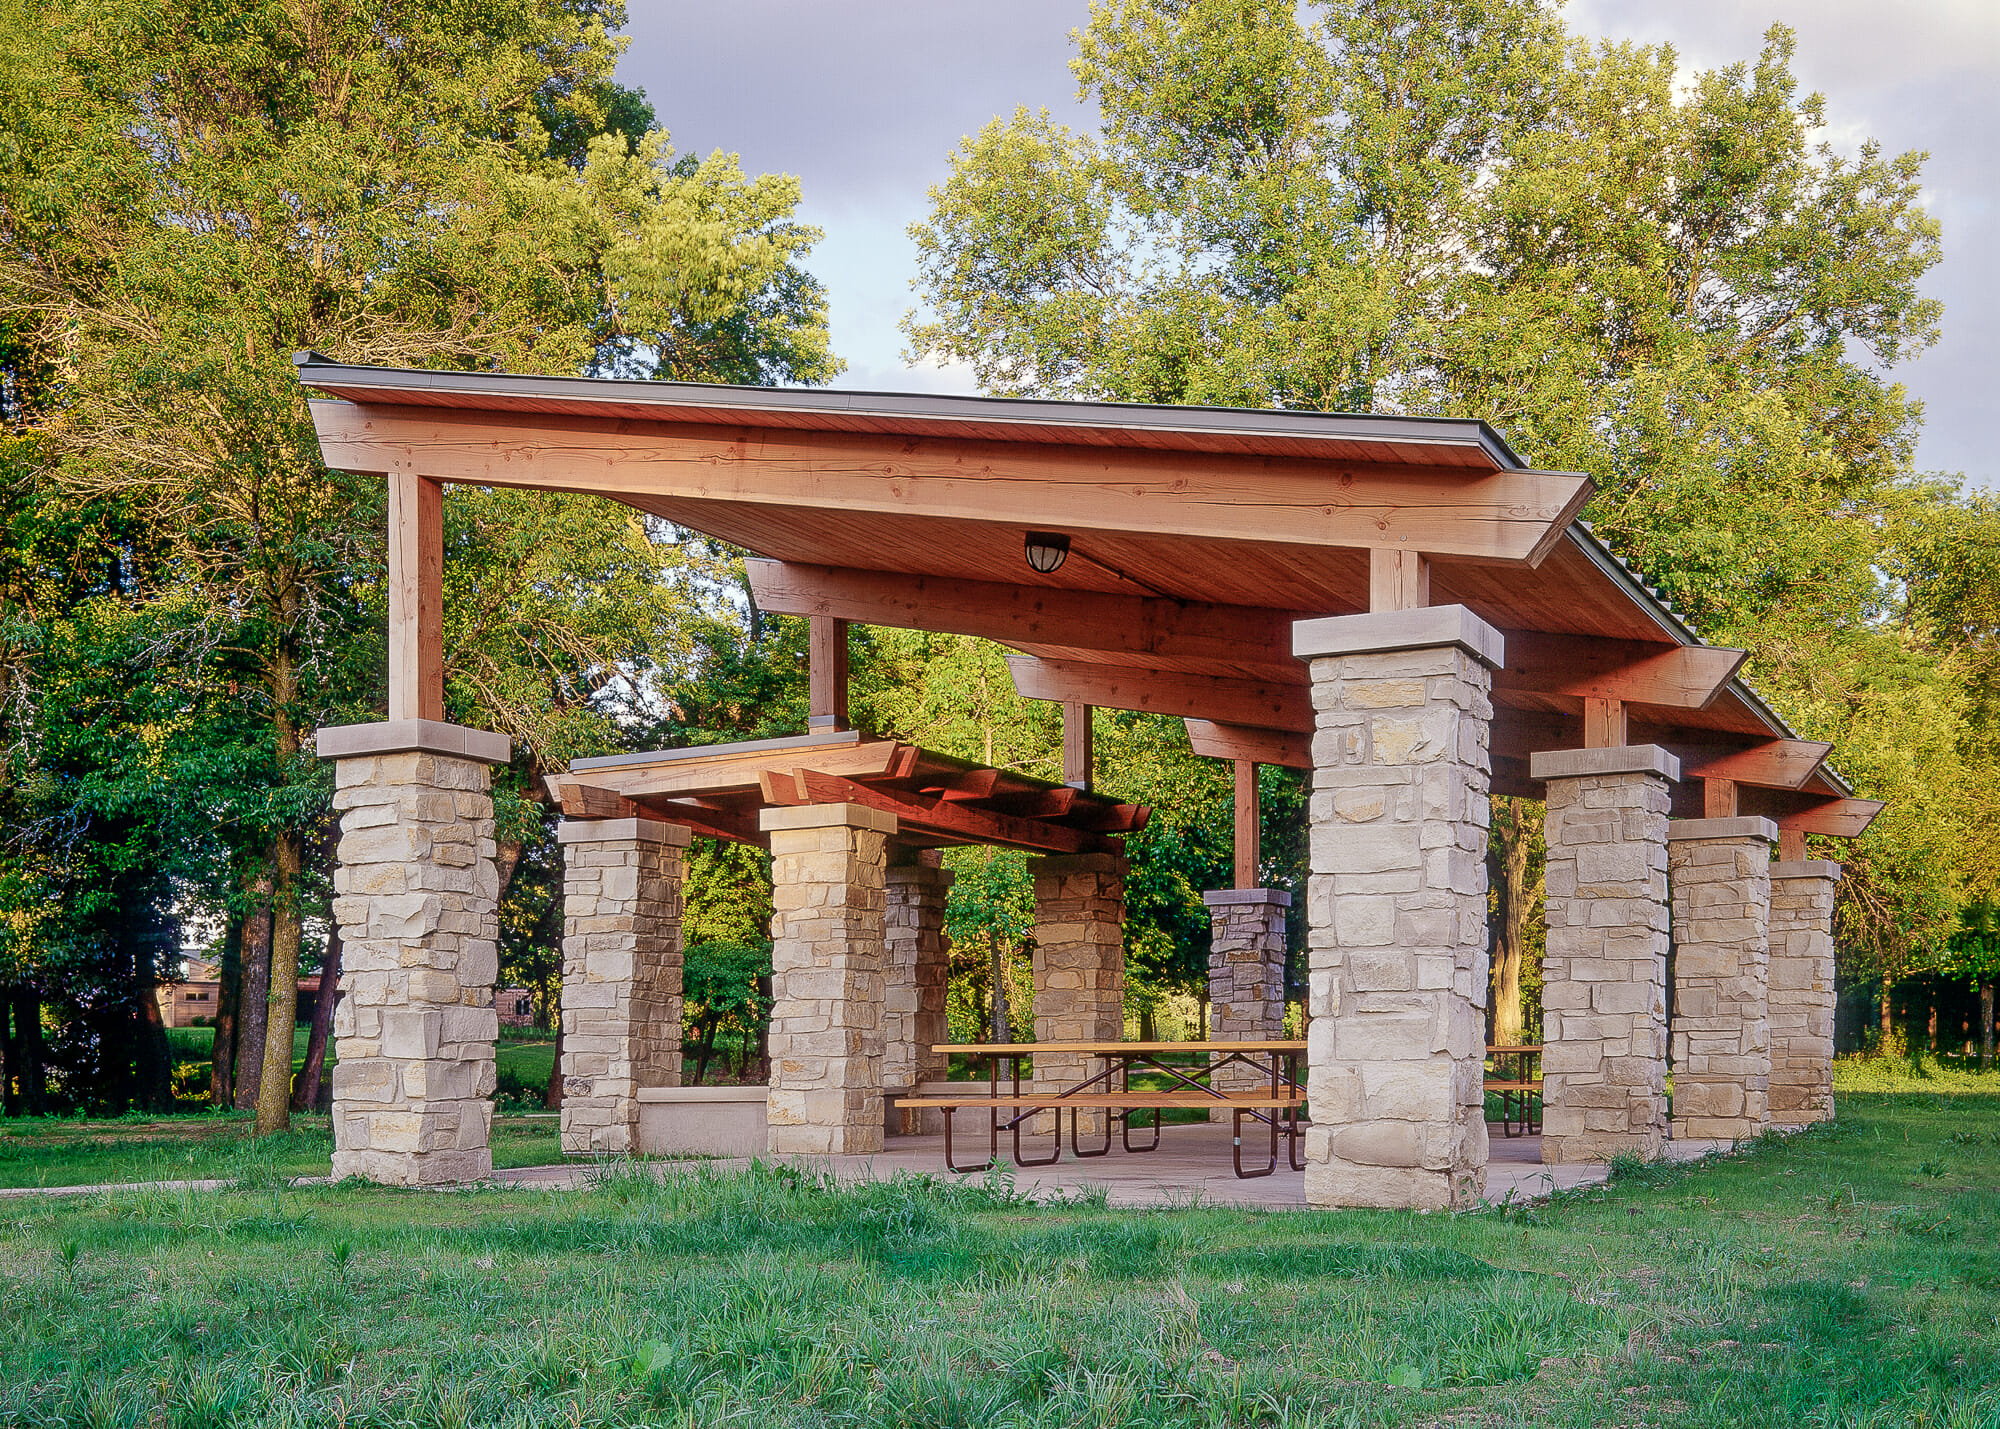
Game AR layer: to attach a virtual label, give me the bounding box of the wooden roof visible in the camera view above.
[296,357,1868,831]
[545,730,1146,853]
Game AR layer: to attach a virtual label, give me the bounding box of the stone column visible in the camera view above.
[1030,852,1128,1133]
[1668,816,1777,1142]
[316,719,511,1186]
[556,817,691,1156]
[1767,860,1841,1127]
[1532,745,1680,1164]
[884,859,954,1134]
[1205,888,1291,1114]
[761,803,895,1155]
[1292,606,1501,1211]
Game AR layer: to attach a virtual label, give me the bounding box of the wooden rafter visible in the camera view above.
[760,769,1113,854]
[310,401,1593,564]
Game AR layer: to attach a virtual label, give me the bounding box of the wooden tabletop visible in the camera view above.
[934,1040,1304,1055]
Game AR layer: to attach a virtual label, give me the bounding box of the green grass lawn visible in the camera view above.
[1,1085,1995,1427]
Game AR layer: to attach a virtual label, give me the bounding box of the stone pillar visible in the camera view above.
[1532,744,1679,1164]
[1030,852,1127,1132]
[1292,606,1501,1211]
[884,859,954,1134]
[556,817,691,1156]
[760,803,895,1155]
[1767,860,1841,1127]
[1205,888,1291,1113]
[316,719,512,1186]
[1667,816,1777,1141]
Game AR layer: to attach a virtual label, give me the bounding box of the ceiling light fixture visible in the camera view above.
[1024,531,1070,574]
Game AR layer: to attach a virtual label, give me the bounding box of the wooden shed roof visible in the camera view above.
[295,357,1870,832]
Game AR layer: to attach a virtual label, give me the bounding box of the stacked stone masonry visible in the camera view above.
[1031,853,1128,1137]
[1293,607,1499,1211]
[1668,818,1777,1142]
[762,804,894,1155]
[1534,745,1678,1165]
[1767,861,1841,1127]
[326,744,503,1186]
[884,861,953,1134]
[557,818,691,1156]
[1205,888,1292,1116]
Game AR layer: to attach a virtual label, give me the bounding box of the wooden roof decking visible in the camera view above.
[295,356,1869,834]
[544,730,1148,854]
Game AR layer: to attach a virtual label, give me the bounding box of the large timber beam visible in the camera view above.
[1771,798,1885,838]
[1009,657,1314,733]
[1501,631,1744,708]
[310,401,1592,564]
[1671,739,1832,790]
[1184,720,1311,769]
[759,769,1115,854]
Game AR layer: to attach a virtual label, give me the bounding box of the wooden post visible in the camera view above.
[1702,777,1739,819]
[387,470,444,722]
[1233,759,1259,889]
[1779,828,1807,863]
[808,615,849,730]
[1369,548,1431,612]
[1583,696,1627,748]
[1063,701,1093,790]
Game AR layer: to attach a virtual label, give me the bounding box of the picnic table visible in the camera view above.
[897,1040,1306,1179]
[1486,1044,1543,1137]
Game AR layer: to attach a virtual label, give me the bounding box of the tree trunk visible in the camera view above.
[10,988,47,1113]
[1982,982,1995,1073]
[0,986,14,1115]
[1487,798,1536,1047]
[545,1024,565,1108]
[989,933,1010,1043]
[257,827,307,1134]
[234,881,275,1112]
[293,919,341,1112]
[1878,977,1895,1052]
[209,910,244,1104]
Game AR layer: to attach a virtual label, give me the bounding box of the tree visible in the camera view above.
[906,0,1956,985]
[0,0,836,1124]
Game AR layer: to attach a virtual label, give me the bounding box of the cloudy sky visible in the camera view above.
[618,2,1996,485]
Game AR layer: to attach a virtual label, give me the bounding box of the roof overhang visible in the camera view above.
[295,356,1861,817]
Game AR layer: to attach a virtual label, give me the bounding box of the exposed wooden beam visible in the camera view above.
[310,400,1594,564]
[1009,656,1313,733]
[745,560,1304,669]
[1702,777,1739,818]
[1502,632,1744,708]
[1773,798,1884,839]
[1184,720,1311,769]
[643,800,768,846]
[545,739,904,804]
[1779,829,1808,862]
[387,470,444,722]
[1234,760,1259,889]
[760,769,1109,854]
[808,614,849,731]
[1584,697,1628,748]
[1672,739,1831,790]
[1369,549,1430,612]
[1063,701,1093,790]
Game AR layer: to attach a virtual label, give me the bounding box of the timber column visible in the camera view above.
[1667,816,1778,1141]
[1293,607,1501,1211]
[1030,852,1128,1133]
[884,858,954,1134]
[1532,745,1679,1164]
[556,817,691,1155]
[318,719,512,1186]
[761,803,895,1155]
[1205,888,1291,1111]
[1767,860,1841,1126]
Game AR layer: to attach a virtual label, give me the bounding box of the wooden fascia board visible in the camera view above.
[549,740,904,802]
[1008,656,1314,733]
[309,400,1592,563]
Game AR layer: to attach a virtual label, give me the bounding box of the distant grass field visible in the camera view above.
[0,1083,1995,1426]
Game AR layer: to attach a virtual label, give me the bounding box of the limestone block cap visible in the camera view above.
[1203,888,1293,908]
[315,718,512,766]
[1291,603,1505,670]
[1770,859,1843,881]
[1665,815,1779,843]
[758,802,898,835]
[556,817,692,847]
[1530,744,1681,782]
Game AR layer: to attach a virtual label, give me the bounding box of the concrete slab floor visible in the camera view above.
[491,1125,1746,1209]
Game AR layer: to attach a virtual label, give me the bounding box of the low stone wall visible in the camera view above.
[635,1086,769,1158]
